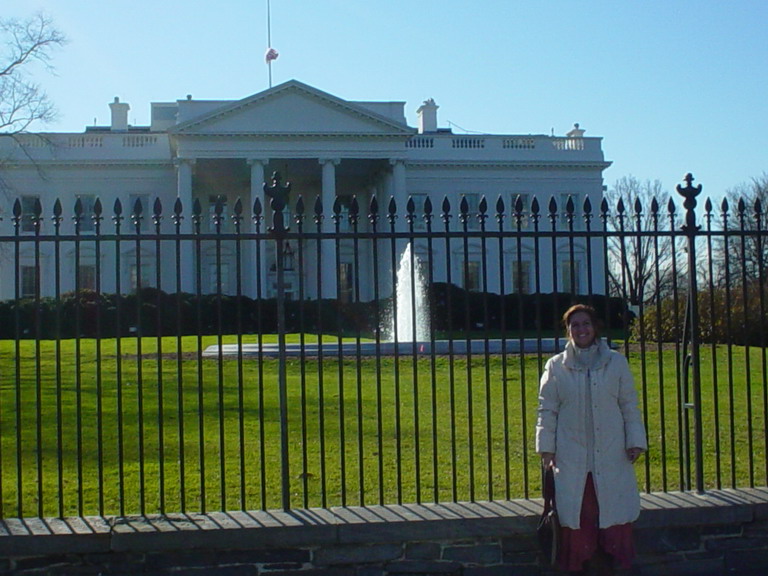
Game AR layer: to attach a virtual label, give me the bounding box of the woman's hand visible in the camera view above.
[541,452,556,469]
[626,447,644,463]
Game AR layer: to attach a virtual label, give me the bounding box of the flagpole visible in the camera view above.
[267,0,273,88]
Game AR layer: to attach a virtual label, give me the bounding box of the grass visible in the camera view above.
[0,335,765,518]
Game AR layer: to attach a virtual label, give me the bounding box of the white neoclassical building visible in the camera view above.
[0,80,610,302]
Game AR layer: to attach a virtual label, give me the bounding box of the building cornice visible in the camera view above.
[1,160,173,169]
[406,160,613,171]
[171,132,411,140]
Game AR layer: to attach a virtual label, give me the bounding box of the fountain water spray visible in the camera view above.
[206,246,565,357]
[389,242,430,342]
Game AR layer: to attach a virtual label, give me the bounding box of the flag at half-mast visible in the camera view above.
[265,47,279,63]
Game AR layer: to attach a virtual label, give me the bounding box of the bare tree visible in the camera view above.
[716,173,768,285]
[604,176,676,306]
[0,12,66,134]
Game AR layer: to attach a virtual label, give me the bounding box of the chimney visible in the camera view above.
[416,98,439,134]
[566,123,585,138]
[109,97,130,131]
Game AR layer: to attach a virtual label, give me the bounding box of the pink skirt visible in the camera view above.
[557,473,636,572]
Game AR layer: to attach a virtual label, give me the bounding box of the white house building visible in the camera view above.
[0,80,610,302]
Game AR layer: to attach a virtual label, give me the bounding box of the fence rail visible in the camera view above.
[0,174,766,518]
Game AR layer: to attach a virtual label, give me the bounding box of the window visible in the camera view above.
[78,265,97,291]
[460,193,481,230]
[510,260,531,294]
[20,265,38,298]
[21,195,40,233]
[338,261,354,303]
[128,194,150,232]
[76,195,97,233]
[510,193,531,229]
[408,193,429,231]
[463,260,481,292]
[559,193,583,229]
[561,260,582,294]
[208,262,230,294]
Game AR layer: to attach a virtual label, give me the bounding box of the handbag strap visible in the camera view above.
[542,467,556,514]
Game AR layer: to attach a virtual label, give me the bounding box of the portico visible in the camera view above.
[0,79,611,302]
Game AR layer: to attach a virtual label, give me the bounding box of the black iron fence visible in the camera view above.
[0,173,766,519]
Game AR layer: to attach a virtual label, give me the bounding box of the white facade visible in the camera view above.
[0,80,610,301]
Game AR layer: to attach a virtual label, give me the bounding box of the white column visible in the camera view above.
[390,158,409,300]
[248,158,268,298]
[248,159,268,226]
[391,158,408,233]
[175,158,196,294]
[320,158,339,298]
[379,171,396,299]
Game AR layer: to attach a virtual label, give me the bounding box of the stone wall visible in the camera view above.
[1,489,767,575]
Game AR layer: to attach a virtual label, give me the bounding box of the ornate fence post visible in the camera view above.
[264,171,292,509]
[676,173,705,493]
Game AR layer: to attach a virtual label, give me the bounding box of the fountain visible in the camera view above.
[388,242,430,343]
[203,242,563,358]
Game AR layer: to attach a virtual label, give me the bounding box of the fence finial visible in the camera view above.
[676,172,702,232]
[263,171,291,232]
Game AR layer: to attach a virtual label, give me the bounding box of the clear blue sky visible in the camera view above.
[4,0,767,200]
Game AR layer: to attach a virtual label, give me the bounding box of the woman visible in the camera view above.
[536,304,647,575]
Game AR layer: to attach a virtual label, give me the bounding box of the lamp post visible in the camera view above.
[677,173,704,494]
[263,171,292,509]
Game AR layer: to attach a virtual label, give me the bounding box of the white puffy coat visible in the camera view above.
[535,340,647,529]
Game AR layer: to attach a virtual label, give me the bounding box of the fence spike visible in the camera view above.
[547,196,558,226]
[495,195,505,216]
[192,198,202,230]
[441,196,451,219]
[513,194,523,215]
[531,196,541,217]
[349,195,359,225]
[388,196,397,216]
[172,197,183,228]
[232,198,243,231]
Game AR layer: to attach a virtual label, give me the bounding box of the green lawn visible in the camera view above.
[0,335,765,518]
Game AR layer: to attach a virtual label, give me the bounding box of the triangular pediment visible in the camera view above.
[171,80,414,137]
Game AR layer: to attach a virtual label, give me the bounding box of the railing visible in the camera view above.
[0,174,766,519]
[404,134,601,158]
[0,133,165,155]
